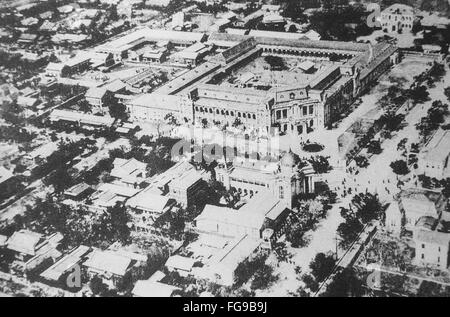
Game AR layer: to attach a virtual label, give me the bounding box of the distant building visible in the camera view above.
[145,0,172,8]
[40,245,91,286]
[0,166,14,187]
[126,192,176,232]
[102,79,128,94]
[17,33,38,44]
[6,230,63,274]
[65,53,92,74]
[110,158,147,188]
[125,93,192,124]
[17,96,38,108]
[216,152,316,209]
[414,229,450,269]
[141,48,168,63]
[171,12,185,30]
[89,52,115,69]
[49,110,116,129]
[45,63,70,78]
[386,193,438,235]
[195,190,291,240]
[380,4,415,33]
[90,183,140,211]
[418,129,450,179]
[85,87,112,111]
[57,5,75,15]
[23,142,58,164]
[95,28,206,61]
[165,255,196,277]
[173,43,211,66]
[196,234,261,286]
[168,168,205,207]
[83,249,145,289]
[64,183,93,201]
[132,280,181,297]
[385,189,444,236]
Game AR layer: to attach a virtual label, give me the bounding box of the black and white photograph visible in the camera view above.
[0,0,449,300]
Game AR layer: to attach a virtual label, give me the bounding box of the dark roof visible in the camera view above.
[208,32,370,52]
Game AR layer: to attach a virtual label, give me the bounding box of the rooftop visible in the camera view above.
[169,168,202,190]
[415,229,450,246]
[85,87,108,100]
[40,245,91,281]
[126,191,171,213]
[132,280,180,297]
[0,166,13,184]
[382,3,414,16]
[83,249,133,276]
[111,158,146,181]
[130,93,185,112]
[165,255,196,272]
[7,230,43,256]
[400,195,437,217]
[50,110,115,127]
[65,182,91,197]
[422,129,450,164]
[154,62,221,95]
[208,32,369,53]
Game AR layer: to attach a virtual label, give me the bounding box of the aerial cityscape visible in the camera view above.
[0,0,449,298]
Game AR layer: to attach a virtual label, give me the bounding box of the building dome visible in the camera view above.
[281,150,296,168]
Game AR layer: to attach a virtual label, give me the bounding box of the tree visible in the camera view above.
[201,118,208,128]
[285,222,309,248]
[143,245,170,278]
[301,274,319,292]
[428,100,448,125]
[232,117,242,127]
[108,97,128,121]
[445,87,450,103]
[104,203,131,244]
[367,140,382,154]
[46,167,73,194]
[416,117,436,140]
[250,264,278,290]
[441,178,450,198]
[351,193,383,224]
[429,63,446,82]
[274,242,293,263]
[166,209,186,240]
[337,217,363,248]
[308,156,332,174]
[164,113,178,125]
[408,85,430,104]
[234,253,267,286]
[89,276,108,296]
[320,268,364,297]
[309,252,336,282]
[390,160,409,176]
[264,55,287,71]
[354,155,369,168]
[380,112,404,132]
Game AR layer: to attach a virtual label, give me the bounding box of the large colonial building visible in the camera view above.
[380,4,415,34]
[215,151,316,209]
[101,29,398,136]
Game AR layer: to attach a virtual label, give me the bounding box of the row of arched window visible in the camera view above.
[195,106,257,120]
